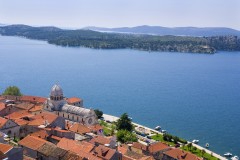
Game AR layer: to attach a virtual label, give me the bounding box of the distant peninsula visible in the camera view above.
[0,24,240,54]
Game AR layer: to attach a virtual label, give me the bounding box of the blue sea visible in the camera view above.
[0,35,240,156]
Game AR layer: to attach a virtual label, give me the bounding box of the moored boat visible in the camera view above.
[192,139,199,144]
[154,126,161,130]
[231,156,239,160]
[224,152,232,157]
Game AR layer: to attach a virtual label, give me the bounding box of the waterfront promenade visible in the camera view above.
[103,114,227,160]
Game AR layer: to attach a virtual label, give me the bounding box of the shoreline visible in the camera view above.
[103,113,227,160]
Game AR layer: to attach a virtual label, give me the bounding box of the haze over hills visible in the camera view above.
[83,25,240,37]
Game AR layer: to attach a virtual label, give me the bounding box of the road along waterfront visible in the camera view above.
[103,114,227,160]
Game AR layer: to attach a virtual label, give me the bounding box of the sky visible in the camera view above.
[0,0,240,30]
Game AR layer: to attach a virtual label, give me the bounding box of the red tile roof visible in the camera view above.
[15,103,35,110]
[69,123,91,134]
[20,95,46,104]
[29,105,43,112]
[132,142,148,151]
[89,135,112,145]
[148,142,170,153]
[93,145,117,160]
[57,138,95,154]
[28,112,58,126]
[0,143,13,154]
[14,119,29,126]
[5,110,33,120]
[50,135,62,141]
[18,135,48,150]
[0,102,5,111]
[89,124,103,132]
[67,97,82,104]
[30,130,49,139]
[164,148,203,160]
[0,117,8,128]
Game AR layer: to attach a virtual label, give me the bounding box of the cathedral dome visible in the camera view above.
[50,84,63,97]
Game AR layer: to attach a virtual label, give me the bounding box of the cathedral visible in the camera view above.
[44,84,98,126]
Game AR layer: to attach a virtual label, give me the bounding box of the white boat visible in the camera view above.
[205,143,209,148]
[161,130,167,133]
[192,139,199,144]
[224,152,232,157]
[154,126,161,130]
[231,156,239,160]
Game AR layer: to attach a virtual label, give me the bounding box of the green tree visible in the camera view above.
[116,113,133,131]
[116,130,137,143]
[193,146,197,152]
[94,109,103,119]
[187,143,192,151]
[201,149,206,157]
[2,86,22,96]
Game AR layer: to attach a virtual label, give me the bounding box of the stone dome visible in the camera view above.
[50,84,63,97]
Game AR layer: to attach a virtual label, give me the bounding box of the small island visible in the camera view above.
[0,25,240,54]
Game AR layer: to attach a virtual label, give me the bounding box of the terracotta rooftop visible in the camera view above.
[89,135,111,145]
[69,123,91,135]
[5,110,33,120]
[29,105,43,112]
[0,102,5,111]
[18,135,48,150]
[132,142,148,151]
[14,118,29,126]
[67,97,82,104]
[15,103,35,110]
[57,138,95,154]
[37,143,67,158]
[20,95,46,104]
[148,142,170,153]
[28,112,58,126]
[30,130,49,139]
[0,143,13,154]
[93,145,117,160]
[0,117,8,129]
[164,148,203,160]
[89,124,103,132]
[61,151,82,160]
[50,135,62,141]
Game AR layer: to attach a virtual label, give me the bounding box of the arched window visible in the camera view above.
[72,115,74,120]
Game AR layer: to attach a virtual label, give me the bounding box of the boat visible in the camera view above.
[231,156,239,160]
[154,126,161,130]
[224,152,232,157]
[192,139,199,144]
[161,130,167,133]
[205,143,209,148]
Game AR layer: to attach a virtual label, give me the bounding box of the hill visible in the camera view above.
[84,25,240,37]
[0,24,240,53]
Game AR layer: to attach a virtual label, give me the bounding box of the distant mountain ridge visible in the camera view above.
[83,25,240,37]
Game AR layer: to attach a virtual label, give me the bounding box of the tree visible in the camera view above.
[116,113,133,131]
[193,146,197,152]
[116,130,137,143]
[94,109,103,119]
[2,86,22,96]
[187,143,192,151]
[201,149,206,157]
